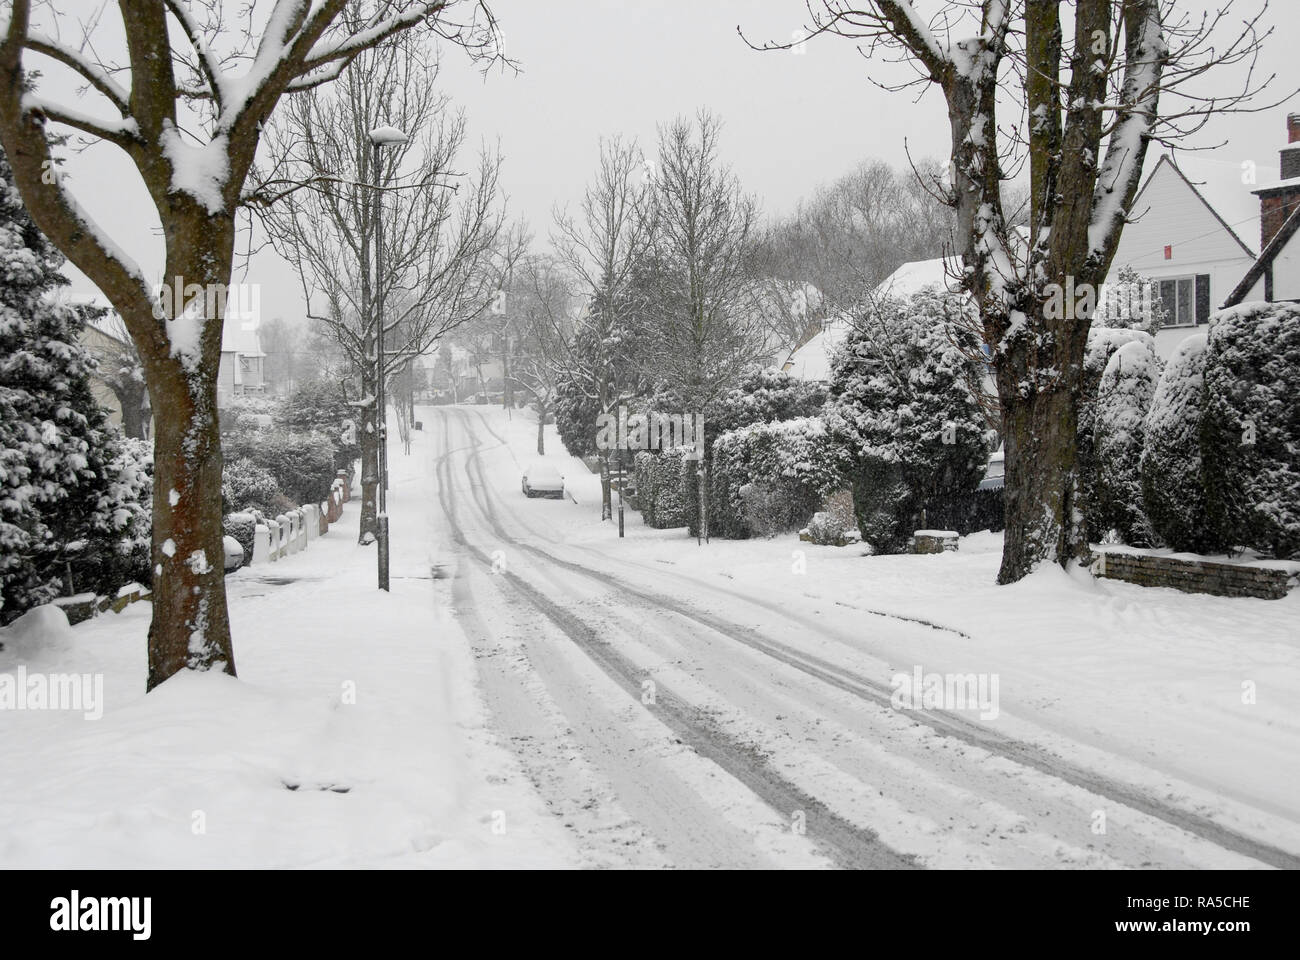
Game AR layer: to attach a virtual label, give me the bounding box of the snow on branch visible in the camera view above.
[22,31,130,112]
[1089,2,1166,260]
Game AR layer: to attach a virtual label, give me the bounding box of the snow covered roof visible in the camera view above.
[873,256,963,300]
[780,316,851,383]
[221,321,264,358]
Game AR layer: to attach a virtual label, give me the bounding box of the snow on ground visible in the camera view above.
[458,403,1300,853]
[0,414,581,869]
[4,399,1297,869]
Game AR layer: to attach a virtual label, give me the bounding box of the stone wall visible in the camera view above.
[1092,550,1294,600]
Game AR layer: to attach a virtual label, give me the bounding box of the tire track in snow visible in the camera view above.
[436,411,916,869]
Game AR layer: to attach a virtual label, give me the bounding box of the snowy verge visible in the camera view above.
[0,412,579,869]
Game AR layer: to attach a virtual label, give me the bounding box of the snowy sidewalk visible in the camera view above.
[0,419,578,869]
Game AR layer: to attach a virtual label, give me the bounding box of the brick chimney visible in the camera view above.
[1255,113,1300,249]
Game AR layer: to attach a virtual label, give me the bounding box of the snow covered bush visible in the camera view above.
[222,512,257,566]
[224,428,337,505]
[1079,325,1157,540]
[709,417,844,539]
[222,457,284,516]
[633,449,690,529]
[0,147,151,622]
[801,507,861,547]
[1093,338,1162,546]
[709,367,828,441]
[1201,302,1300,559]
[77,436,153,597]
[827,288,989,554]
[1140,334,1225,553]
[1093,265,1168,337]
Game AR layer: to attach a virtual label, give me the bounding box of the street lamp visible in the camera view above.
[369,124,408,592]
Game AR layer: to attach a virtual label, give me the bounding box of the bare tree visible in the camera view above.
[553,135,655,518]
[642,111,766,541]
[754,157,955,318]
[0,0,502,688]
[509,254,578,455]
[758,0,1281,583]
[258,316,305,397]
[256,26,504,544]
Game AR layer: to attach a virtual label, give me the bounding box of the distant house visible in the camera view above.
[79,321,129,428]
[218,322,266,405]
[1223,113,1300,308]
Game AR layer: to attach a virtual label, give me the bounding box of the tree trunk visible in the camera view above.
[146,348,235,689]
[994,304,1090,584]
[358,374,380,545]
[600,454,612,521]
[536,402,545,455]
[697,460,710,544]
[118,383,148,440]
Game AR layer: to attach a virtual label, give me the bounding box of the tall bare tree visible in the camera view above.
[553,135,655,518]
[763,0,1279,582]
[754,157,954,318]
[642,111,766,541]
[257,27,504,543]
[0,0,502,688]
[509,254,579,455]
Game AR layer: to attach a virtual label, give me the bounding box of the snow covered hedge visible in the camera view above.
[1140,334,1221,552]
[222,457,285,516]
[1093,337,1162,546]
[1078,326,1158,542]
[709,367,828,441]
[1201,301,1300,559]
[709,417,845,539]
[224,428,338,505]
[827,288,990,554]
[633,449,691,529]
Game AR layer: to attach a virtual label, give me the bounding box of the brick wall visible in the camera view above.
[1092,551,1294,600]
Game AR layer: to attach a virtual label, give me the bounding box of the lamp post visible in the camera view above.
[369,124,408,592]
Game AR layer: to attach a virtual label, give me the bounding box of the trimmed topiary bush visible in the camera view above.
[1201,301,1300,559]
[634,448,691,529]
[1093,337,1162,546]
[1140,333,1224,553]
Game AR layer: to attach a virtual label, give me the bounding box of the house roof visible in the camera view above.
[221,321,264,357]
[1222,203,1300,308]
[873,256,963,300]
[779,315,851,383]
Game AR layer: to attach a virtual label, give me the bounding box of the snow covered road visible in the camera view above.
[429,405,1300,869]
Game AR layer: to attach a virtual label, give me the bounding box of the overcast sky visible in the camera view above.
[49,0,1300,328]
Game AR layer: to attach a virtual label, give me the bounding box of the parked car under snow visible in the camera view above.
[521,461,565,499]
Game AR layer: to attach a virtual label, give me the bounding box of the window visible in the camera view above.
[239,355,254,373]
[1157,274,1210,327]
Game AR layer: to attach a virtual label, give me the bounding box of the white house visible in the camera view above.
[218,322,266,405]
[1104,150,1278,359]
